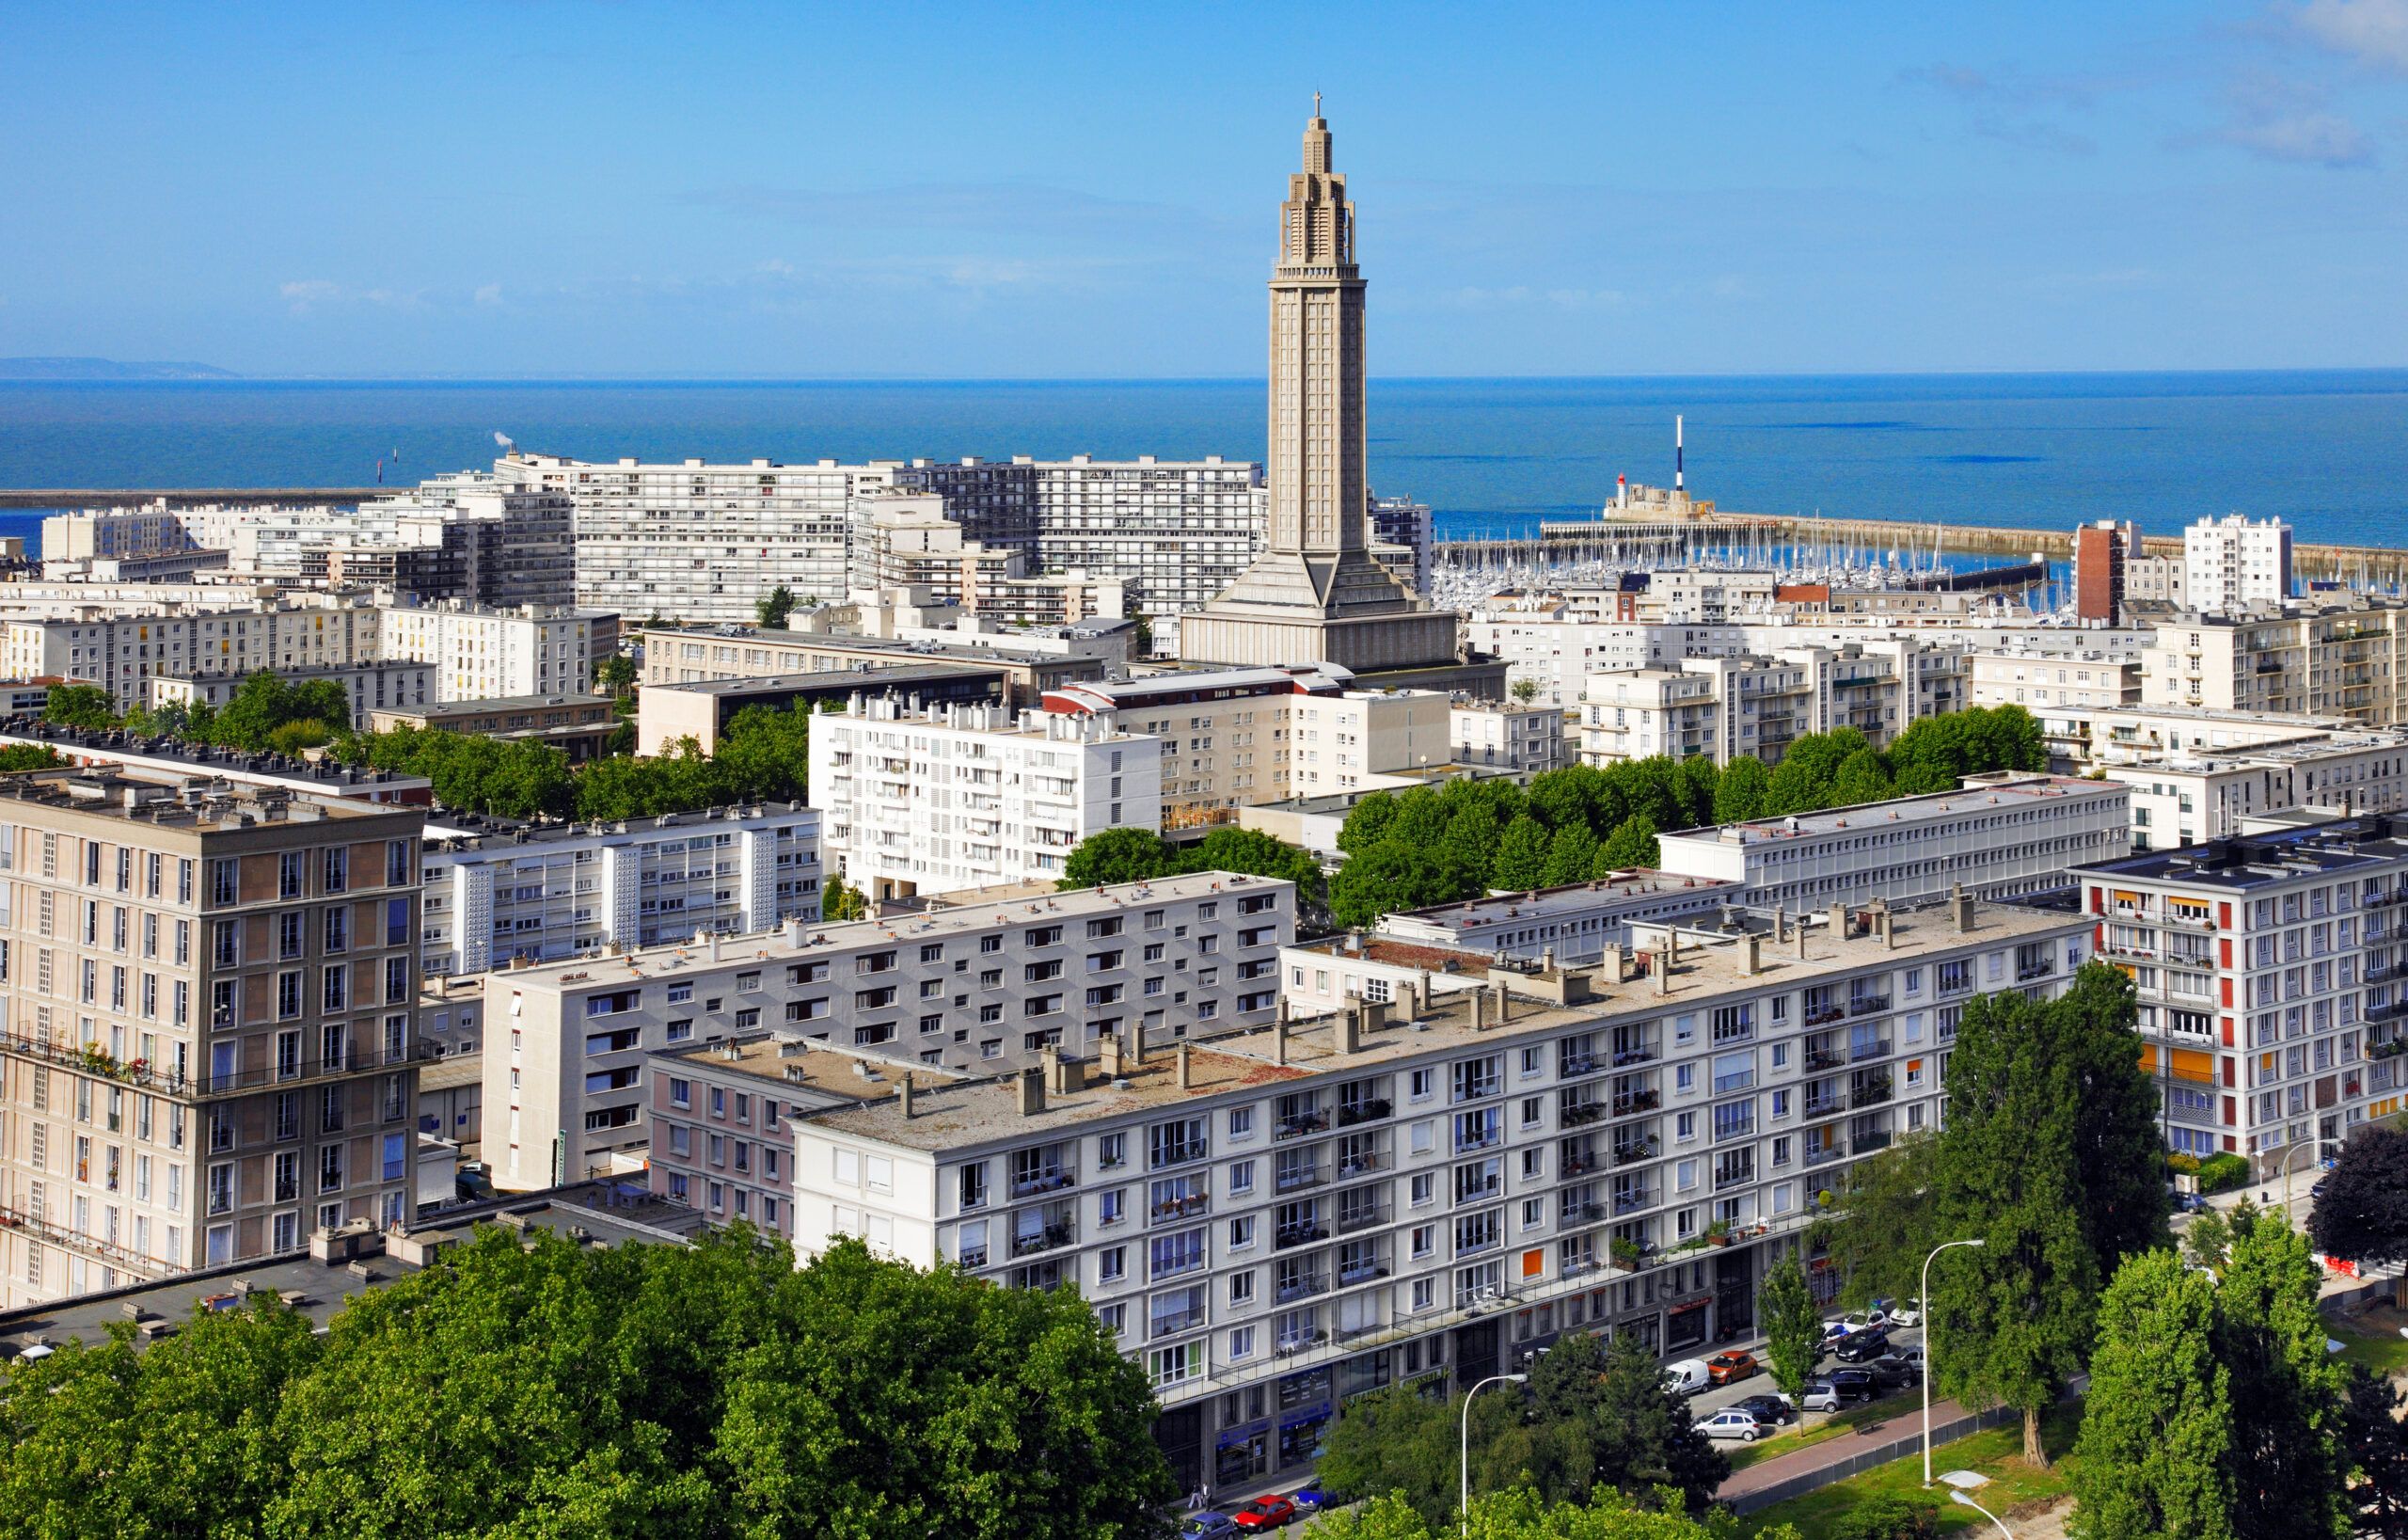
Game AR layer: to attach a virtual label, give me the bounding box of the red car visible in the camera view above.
[1230,1495,1296,1531]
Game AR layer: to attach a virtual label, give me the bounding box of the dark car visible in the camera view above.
[1230,1496,1296,1532]
[1731,1392,1798,1426]
[1832,1327,1891,1363]
[1824,1367,1879,1402]
[1291,1481,1331,1513]
[1867,1354,1923,1390]
[1181,1516,1241,1540]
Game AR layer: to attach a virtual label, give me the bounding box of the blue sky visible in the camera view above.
[3,0,2406,377]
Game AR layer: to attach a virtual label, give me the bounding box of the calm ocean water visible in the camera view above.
[3,373,2406,550]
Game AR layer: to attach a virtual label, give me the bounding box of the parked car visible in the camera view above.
[1662,1358,1714,1397]
[1884,1297,1924,1328]
[1799,1377,1846,1413]
[1230,1496,1296,1531]
[1825,1367,1880,1402]
[1868,1353,1924,1389]
[1817,1317,1855,1342]
[1290,1482,1331,1513]
[1693,1407,1766,1442]
[1832,1327,1892,1363]
[1731,1392,1798,1426]
[1706,1350,1760,1386]
[2175,1191,2210,1214]
[1182,1515,1242,1540]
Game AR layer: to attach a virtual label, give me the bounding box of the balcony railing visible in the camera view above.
[1009,1222,1076,1258]
[1611,1090,1661,1118]
[1336,1098,1392,1127]
[1848,1038,1893,1063]
[1337,1259,1390,1287]
[1275,1165,1328,1195]
[0,1206,169,1278]
[1009,1167,1076,1198]
[1276,1272,1329,1304]
[1275,1222,1329,1250]
[1612,1187,1654,1215]
[1804,1144,1848,1168]
[1804,1005,1846,1026]
[0,1032,435,1100]
[2016,962,2057,982]
[1335,1203,1389,1235]
[1149,1194,1211,1224]
[1612,1140,1657,1167]
[1803,1092,1845,1119]
[1804,1048,1846,1073]
[1335,1152,1386,1181]
[1612,1042,1661,1067]
[1848,994,1893,1017]
[1274,1112,1330,1141]
[1560,1101,1608,1127]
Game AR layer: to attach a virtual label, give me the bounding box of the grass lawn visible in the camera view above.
[1738,1403,2082,1540]
[1723,1393,1915,1471]
[2328,1305,2408,1377]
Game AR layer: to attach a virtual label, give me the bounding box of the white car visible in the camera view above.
[1886,1297,1924,1329]
[1693,1408,1766,1442]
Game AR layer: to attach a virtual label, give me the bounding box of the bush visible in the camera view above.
[2165,1151,2202,1174]
[1831,1495,1941,1540]
[2197,1151,2252,1193]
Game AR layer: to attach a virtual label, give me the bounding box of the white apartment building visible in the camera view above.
[2077,814,2408,1167]
[0,602,384,708]
[484,871,1293,1190]
[420,802,821,977]
[1364,874,1741,971]
[376,601,609,704]
[810,699,1164,902]
[40,505,230,582]
[1450,700,1568,777]
[2184,514,2294,614]
[784,898,2091,1495]
[2088,704,2375,762]
[848,497,1129,627]
[1579,642,1969,768]
[1654,772,2131,911]
[2087,727,2408,849]
[1967,648,2142,763]
[148,660,436,731]
[2141,603,2408,725]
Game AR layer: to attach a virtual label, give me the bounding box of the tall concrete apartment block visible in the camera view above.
[810,699,1164,902]
[487,871,1293,1191]
[500,449,1268,643]
[2184,514,2294,614]
[0,601,383,709]
[2072,520,2138,625]
[786,898,2091,1495]
[377,600,611,703]
[2077,812,2408,1169]
[0,770,426,1309]
[2140,603,2408,725]
[420,802,820,976]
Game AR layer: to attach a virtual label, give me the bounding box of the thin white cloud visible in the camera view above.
[2222,108,2378,163]
[473,283,503,307]
[2294,0,2408,71]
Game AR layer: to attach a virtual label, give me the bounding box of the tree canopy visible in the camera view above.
[1058,824,1327,921]
[2069,1249,2234,1540]
[1321,706,2049,928]
[40,683,115,729]
[2307,1124,2408,1297]
[0,1228,1174,1540]
[1306,1486,1792,1540]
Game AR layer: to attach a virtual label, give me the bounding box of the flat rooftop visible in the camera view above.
[424,799,809,849]
[496,868,1288,994]
[2095,704,2362,731]
[0,1181,706,1357]
[1388,870,1736,929]
[2103,729,2408,773]
[385,691,613,719]
[647,663,1006,700]
[0,766,417,829]
[2076,813,2408,890]
[802,897,2082,1153]
[653,1031,971,1103]
[1662,773,2121,849]
[0,721,433,797]
[639,623,1114,659]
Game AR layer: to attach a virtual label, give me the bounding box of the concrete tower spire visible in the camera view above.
[1180,103,1477,679]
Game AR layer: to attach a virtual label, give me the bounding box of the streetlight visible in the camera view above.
[1460,1372,1527,1537]
[1922,1237,1987,1488]
[2273,1138,2325,1221]
[1950,1486,2015,1538]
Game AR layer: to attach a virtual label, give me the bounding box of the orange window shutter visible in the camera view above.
[1522,1249,1545,1278]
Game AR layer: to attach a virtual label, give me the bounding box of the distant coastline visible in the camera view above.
[0,357,236,381]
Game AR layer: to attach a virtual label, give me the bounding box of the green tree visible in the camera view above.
[1815,1134,1940,1307]
[1540,822,1601,888]
[595,655,638,695]
[41,683,115,729]
[1511,677,1541,704]
[1671,754,1719,829]
[820,875,868,922]
[1319,1384,1501,1528]
[1058,827,1177,889]
[2217,1206,2352,1540]
[1338,790,1401,857]
[754,584,798,628]
[1710,756,1770,824]
[0,744,61,772]
[1585,1331,1728,1513]
[1827,749,1893,808]
[2068,1250,2234,1540]
[2308,1124,2408,1306]
[1757,1257,1823,1400]
[2339,1365,2408,1539]
[1492,814,1552,892]
[1180,827,1325,916]
[1308,1484,1795,1540]
[1597,814,1659,872]
[1440,802,1506,890]
[1330,841,1476,929]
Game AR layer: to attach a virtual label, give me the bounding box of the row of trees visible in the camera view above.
[0,1228,1172,1540]
[1317,1329,1729,1529]
[1058,826,1328,918]
[51,672,356,754]
[1323,705,2048,929]
[326,698,815,823]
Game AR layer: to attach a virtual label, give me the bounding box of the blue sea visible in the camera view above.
[3,372,2406,549]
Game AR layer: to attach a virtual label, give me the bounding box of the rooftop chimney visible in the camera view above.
[1340,1005,1363,1055]
[1042,1044,1078,1095]
[1177,1042,1194,1088]
[1744,933,1763,975]
[1951,882,1975,934]
[897,1072,915,1119]
[1470,989,1488,1030]
[1600,943,1627,983]
[1012,1066,1045,1117]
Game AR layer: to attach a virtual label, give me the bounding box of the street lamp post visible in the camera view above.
[1460,1372,1527,1537]
[1922,1237,1988,1488]
[2278,1137,2325,1219]
[1950,1486,2015,1538]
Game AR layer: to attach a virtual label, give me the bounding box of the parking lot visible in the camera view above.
[1677,1319,1930,1433]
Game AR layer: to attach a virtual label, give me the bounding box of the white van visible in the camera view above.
[1662,1358,1713,1397]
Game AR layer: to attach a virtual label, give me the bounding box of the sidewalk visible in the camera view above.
[1716,1393,2014,1513]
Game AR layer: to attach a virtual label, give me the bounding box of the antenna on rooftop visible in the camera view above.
[1674,415,1685,493]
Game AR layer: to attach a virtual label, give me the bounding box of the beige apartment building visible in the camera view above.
[0,770,426,1309]
[2141,604,2408,724]
[1580,643,1968,768]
